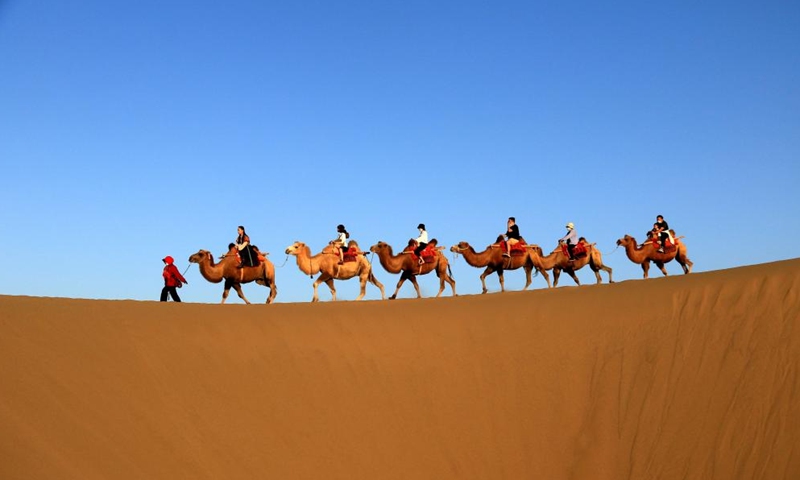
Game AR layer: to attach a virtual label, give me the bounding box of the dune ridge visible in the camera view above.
[1,259,799,479]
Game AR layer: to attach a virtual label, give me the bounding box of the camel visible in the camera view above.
[284,241,385,302]
[526,238,613,287]
[369,241,456,300]
[616,234,693,278]
[188,245,277,304]
[449,240,537,293]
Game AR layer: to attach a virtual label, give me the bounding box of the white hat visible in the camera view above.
[566,222,574,229]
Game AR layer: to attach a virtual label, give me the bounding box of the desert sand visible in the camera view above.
[1,259,799,479]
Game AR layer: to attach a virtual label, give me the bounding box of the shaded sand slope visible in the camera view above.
[1,259,799,479]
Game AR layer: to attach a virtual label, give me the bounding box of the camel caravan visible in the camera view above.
[450,234,613,291]
[185,216,692,303]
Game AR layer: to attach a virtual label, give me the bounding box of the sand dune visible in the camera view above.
[1,259,799,479]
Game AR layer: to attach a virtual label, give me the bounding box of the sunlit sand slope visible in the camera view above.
[1,259,799,479]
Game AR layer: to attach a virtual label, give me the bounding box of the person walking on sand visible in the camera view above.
[160,255,187,302]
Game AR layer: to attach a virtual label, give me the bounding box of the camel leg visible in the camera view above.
[221,288,229,304]
[390,272,412,300]
[592,267,603,284]
[438,265,457,297]
[523,266,532,291]
[679,254,693,274]
[566,270,581,286]
[435,270,447,297]
[263,267,277,304]
[311,275,332,302]
[538,267,552,288]
[641,262,650,279]
[266,281,277,304]
[446,274,456,297]
[221,279,250,304]
[602,265,613,283]
[479,266,496,294]
[356,273,368,301]
[590,265,613,284]
[369,272,386,300]
[232,283,251,304]
[496,270,505,293]
[553,268,561,287]
[221,279,232,303]
[408,275,423,298]
[591,253,612,284]
[324,277,337,301]
[655,261,669,276]
[310,277,321,302]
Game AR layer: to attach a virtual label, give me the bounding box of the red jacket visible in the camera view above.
[163,264,187,287]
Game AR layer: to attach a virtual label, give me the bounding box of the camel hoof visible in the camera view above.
[389,295,397,300]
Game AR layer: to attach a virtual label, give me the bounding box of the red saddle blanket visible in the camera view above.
[341,247,359,263]
[661,240,678,252]
[403,244,438,261]
[652,235,679,252]
[560,242,588,259]
[500,240,527,256]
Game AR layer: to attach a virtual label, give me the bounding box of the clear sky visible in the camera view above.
[1,1,799,303]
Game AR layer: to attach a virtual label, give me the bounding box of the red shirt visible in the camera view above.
[163,264,186,287]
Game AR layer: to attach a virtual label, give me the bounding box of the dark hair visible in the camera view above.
[337,224,345,231]
[417,223,426,230]
[508,217,516,222]
[656,215,664,220]
[238,225,246,232]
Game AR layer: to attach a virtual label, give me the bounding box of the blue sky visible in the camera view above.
[1,1,798,303]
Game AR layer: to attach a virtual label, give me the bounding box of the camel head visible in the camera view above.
[616,235,635,247]
[450,241,471,254]
[285,241,306,256]
[188,250,211,264]
[369,241,390,254]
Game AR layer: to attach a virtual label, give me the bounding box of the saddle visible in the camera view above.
[404,239,439,262]
[242,245,262,267]
[651,232,679,252]
[341,246,359,263]
[560,242,587,259]
[660,239,678,253]
[499,238,527,256]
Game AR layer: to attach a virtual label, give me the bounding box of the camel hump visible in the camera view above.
[428,238,438,247]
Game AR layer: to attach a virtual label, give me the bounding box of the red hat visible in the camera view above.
[162,256,174,264]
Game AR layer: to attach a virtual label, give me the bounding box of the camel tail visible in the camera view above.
[447,263,455,281]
